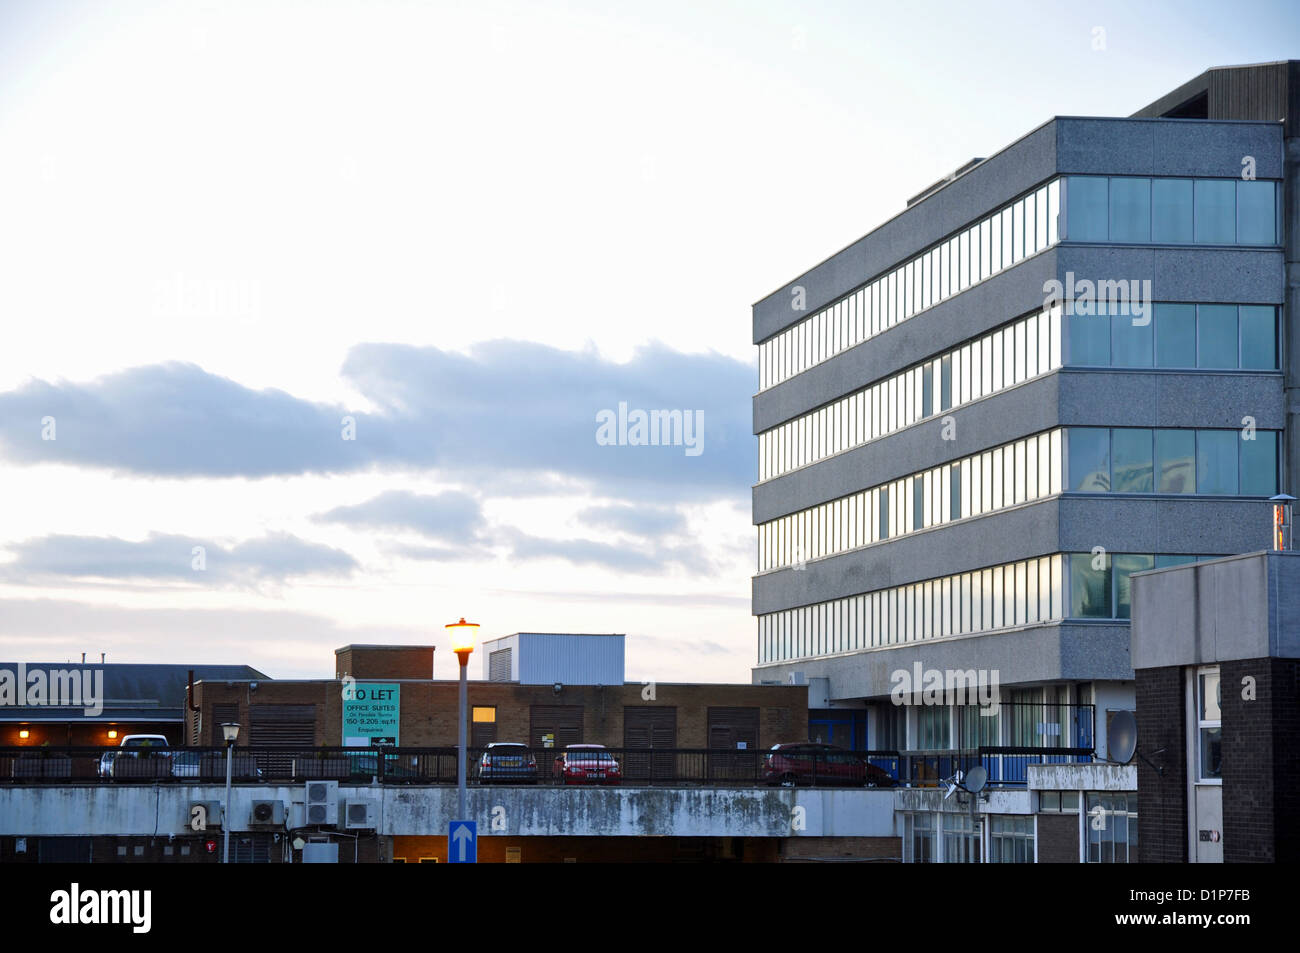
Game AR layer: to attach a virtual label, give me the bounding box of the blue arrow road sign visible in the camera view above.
[448,821,477,863]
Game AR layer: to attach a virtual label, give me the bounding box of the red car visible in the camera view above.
[553,744,622,785]
[763,743,896,787]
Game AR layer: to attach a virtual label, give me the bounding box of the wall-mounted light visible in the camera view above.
[107,729,118,740]
[18,729,29,739]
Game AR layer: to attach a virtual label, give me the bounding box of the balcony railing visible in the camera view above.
[1,745,906,788]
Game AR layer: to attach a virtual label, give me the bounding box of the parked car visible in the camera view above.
[553,744,621,785]
[107,734,174,779]
[478,743,539,784]
[96,750,118,779]
[762,743,896,787]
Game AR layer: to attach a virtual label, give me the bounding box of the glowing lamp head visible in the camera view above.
[107,730,118,740]
[18,729,30,740]
[446,617,479,658]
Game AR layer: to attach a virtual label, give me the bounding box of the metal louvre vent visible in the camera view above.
[489,648,512,682]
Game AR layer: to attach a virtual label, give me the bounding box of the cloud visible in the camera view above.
[0,531,357,586]
[577,504,687,538]
[315,490,486,542]
[505,529,713,576]
[0,341,754,503]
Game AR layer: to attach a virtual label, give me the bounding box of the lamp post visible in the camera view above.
[445,618,479,822]
[220,722,240,864]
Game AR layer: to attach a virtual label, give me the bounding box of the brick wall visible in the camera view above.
[1135,664,1188,863]
[335,645,434,680]
[1035,812,1079,863]
[192,680,808,749]
[1221,657,1300,863]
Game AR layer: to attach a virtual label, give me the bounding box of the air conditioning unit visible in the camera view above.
[304,779,339,826]
[249,800,286,828]
[342,799,376,830]
[187,800,223,832]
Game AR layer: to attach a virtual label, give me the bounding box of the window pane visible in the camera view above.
[1239,305,1277,369]
[1069,428,1111,491]
[1067,176,1108,241]
[1197,304,1238,369]
[1114,554,1155,619]
[1240,431,1277,497]
[1067,311,1109,365]
[1070,552,1112,618]
[1108,177,1150,242]
[1112,429,1153,493]
[1151,178,1193,242]
[1111,303,1153,366]
[1196,430,1238,495]
[1156,430,1196,494]
[1236,180,1276,245]
[1155,303,1197,367]
[1194,179,1235,243]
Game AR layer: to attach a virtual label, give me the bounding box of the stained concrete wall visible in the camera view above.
[0,784,896,839]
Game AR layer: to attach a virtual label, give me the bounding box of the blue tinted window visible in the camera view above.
[1155,303,1196,367]
[1239,305,1277,369]
[879,486,890,540]
[1067,311,1110,365]
[1156,430,1196,493]
[921,366,933,418]
[1240,431,1277,497]
[1068,428,1111,491]
[1155,554,1197,569]
[1109,177,1150,242]
[1196,430,1238,495]
[1112,429,1153,492]
[1069,553,1111,618]
[950,466,962,520]
[1111,304,1153,366]
[1194,180,1235,243]
[1236,180,1276,245]
[940,355,952,411]
[1114,554,1155,619]
[1067,177,1109,241]
[912,477,924,531]
[1152,179,1193,242]
[1197,305,1238,368]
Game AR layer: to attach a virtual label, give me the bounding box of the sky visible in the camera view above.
[0,0,1297,681]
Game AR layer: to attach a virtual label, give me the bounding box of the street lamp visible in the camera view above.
[221,722,240,864]
[445,618,479,822]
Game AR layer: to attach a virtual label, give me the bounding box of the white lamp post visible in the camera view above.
[221,722,240,863]
[445,618,479,822]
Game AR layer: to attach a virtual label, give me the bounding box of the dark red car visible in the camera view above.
[763,743,896,787]
[553,744,622,785]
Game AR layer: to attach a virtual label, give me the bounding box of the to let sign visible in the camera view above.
[342,682,400,747]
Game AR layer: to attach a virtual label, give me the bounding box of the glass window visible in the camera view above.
[1240,431,1277,497]
[878,486,890,540]
[1108,177,1150,242]
[1196,430,1238,495]
[1070,552,1112,618]
[1068,428,1111,491]
[1239,305,1277,369]
[1194,179,1235,243]
[1112,429,1153,493]
[1155,303,1196,367]
[1236,180,1276,245]
[912,476,924,531]
[1198,670,1222,781]
[1197,304,1238,369]
[1155,430,1196,494]
[1067,311,1109,365]
[1113,554,1155,619]
[1067,176,1108,241]
[940,355,952,411]
[1111,303,1153,366]
[1151,178,1192,242]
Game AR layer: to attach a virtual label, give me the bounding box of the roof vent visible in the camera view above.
[907,157,985,207]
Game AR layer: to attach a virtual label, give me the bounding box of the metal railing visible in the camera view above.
[0,745,905,788]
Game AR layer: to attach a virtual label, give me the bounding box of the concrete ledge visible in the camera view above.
[0,784,898,839]
[1027,762,1137,792]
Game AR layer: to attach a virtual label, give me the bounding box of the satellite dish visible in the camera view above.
[964,765,988,794]
[1108,710,1138,764]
